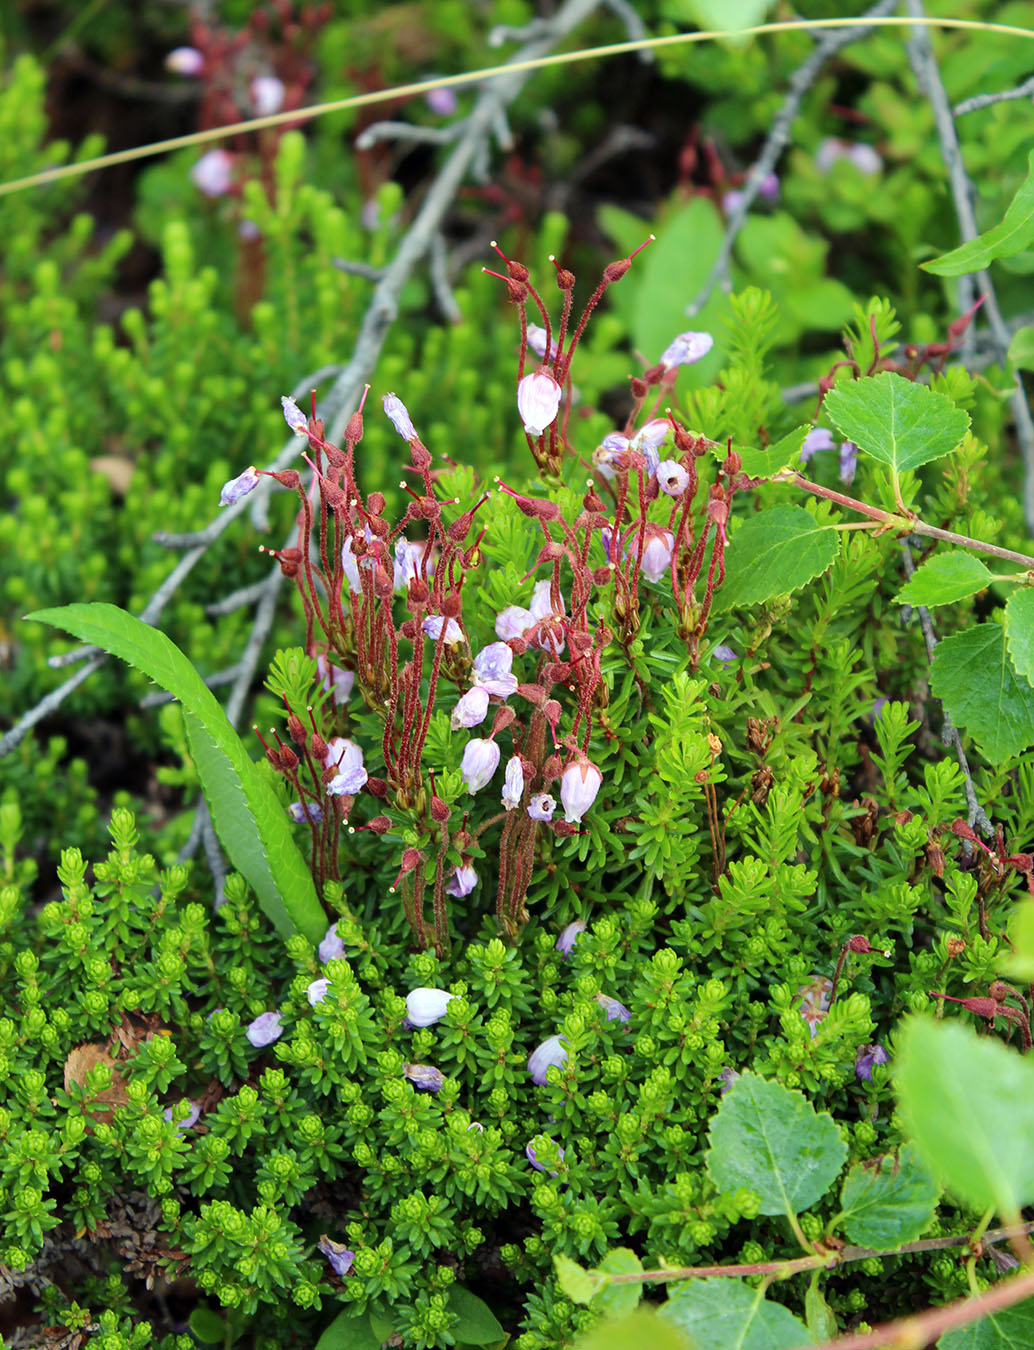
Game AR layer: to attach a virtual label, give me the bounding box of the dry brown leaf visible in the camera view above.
[90,455,135,496]
[63,1043,131,1121]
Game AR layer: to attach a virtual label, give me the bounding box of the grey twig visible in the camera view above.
[138,664,243,709]
[0,654,107,759]
[355,121,464,151]
[206,579,272,617]
[331,258,385,282]
[430,232,462,324]
[688,0,901,317]
[954,75,1034,118]
[906,0,1034,534]
[900,541,994,838]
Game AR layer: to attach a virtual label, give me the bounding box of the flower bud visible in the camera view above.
[560,757,603,824]
[191,149,234,197]
[404,987,455,1027]
[383,392,417,441]
[281,396,309,435]
[246,1011,283,1048]
[596,992,631,1024]
[307,977,330,1006]
[319,923,345,964]
[166,46,205,76]
[220,465,261,506]
[452,687,490,730]
[403,1062,444,1093]
[527,1034,568,1085]
[502,755,525,810]
[516,371,562,437]
[659,331,714,370]
[460,738,501,793]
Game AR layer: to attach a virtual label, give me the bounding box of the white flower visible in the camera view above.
[517,371,562,436]
[560,757,602,824]
[405,987,455,1027]
[502,756,525,810]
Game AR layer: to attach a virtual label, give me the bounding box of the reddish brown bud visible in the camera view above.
[642,363,665,385]
[603,257,632,284]
[593,566,614,586]
[543,753,562,782]
[846,935,878,954]
[407,578,429,606]
[373,566,394,600]
[399,620,417,641]
[497,481,562,522]
[345,409,364,443]
[552,821,579,837]
[723,447,741,476]
[274,547,303,578]
[442,593,462,619]
[269,469,302,491]
[629,376,648,399]
[287,713,307,746]
[583,489,606,512]
[310,732,328,762]
[946,936,966,957]
[278,745,299,772]
[368,491,386,514]
[367,815,392,833]
[553,264,575,291]
[430,796,450,823]
[409,441,432,471]
[365,777,388,799]
[929,992,1000,1021]
[492,705,516,735]
[517,683,547,707]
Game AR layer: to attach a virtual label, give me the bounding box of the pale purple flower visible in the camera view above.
[191,148,234,197]
[656,460,689,496]
[307,977,330,1006]
[528,1035,569,1085]
[446,864,478,897]
[722,189,745,216]
[405,987,455,1027]
[383,392,417,441]
[472,642,519,697]
[238,219,261,242]
[319,922,345,964]
[556,920,586,958]
[517,371,562,437]
[815,138,882,176]
[528,793,556,823]
[526,324,560,361]
[246,1011,283,1048]
[800,427,834,462]
[529,579,563,623]
[592,432,630,481]
[596,992,631,1024]
[466,1121,484,1134]
[855,1043,889,1082]
[560,758,602,825]
[633,421,671,457]
[660,331,714,370]
[281,395,308,435]
[839,440,858,486]
[162,1099,200,1131]
[403,1062,444,1093]
[219,465,260,506]
[324,738,367,797]
[638,529,675,583]
[166,46,204,76]
[495,605,535,641]
[318,1236,355,1277]
[461,738,501,793]
[718,1066,741,1094]
[526,1139,565,1175]
[422,615,464,646]
[250,75,285,117]
[288,801,323,824]
[317,654,354,706]
[758,170,780,201]
[712,644,738,665]
[502,756,525,810]
[425,85,458,116]
[452,686,490,730]
[394,538,432,592]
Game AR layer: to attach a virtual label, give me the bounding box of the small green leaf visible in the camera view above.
[824,372,970,474]
[593,1248,644,1318]
[923,150,1034,276]
[447,1286,506,1346]
[1005,588,1034,686]
[188,1308,229,1345]
[938,1296,1034,1348]
[930,622,1034,764]
[839,1147,940,1249]
[804,1282,838,1341]
[314,1310,381,1350]
[573,1308,693,1350]
[705,1073,846,1219]
[26,603,325,943]
[896,1017,1034,1216]
[895,552,994,607]
[1008,325,1034,373]
[677,0,778,33]
[660,1278,814,1349]
[712,506,839,613]
[735,425,811,478]
[554,1254,600,1305]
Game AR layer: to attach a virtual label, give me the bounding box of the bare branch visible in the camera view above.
[688,0,901,316]
[955,75,1034,118]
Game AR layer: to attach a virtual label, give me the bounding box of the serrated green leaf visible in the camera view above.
[923,150,1034,276]
[1005,588,1034,686]
[824,372,970,474]
[593,1248,644,1319]
[447,1287,505,1346]
[734,425,811,478]
[839,1147,939,1249]
[574,1308,693,1350]
[705,1073,846,1218]
[712,506,839,613]
[897,1017,1034,1216]
[895,552,994,607]
[1008,325,1034,373]
[26,603,325,944]
[314,1310,381,1350]
[554,1254,599,1305]
[930,622,1034,764]
[660,1278,814,1349]
[938,1296,1034,1349]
